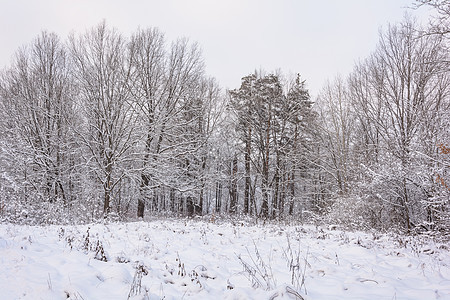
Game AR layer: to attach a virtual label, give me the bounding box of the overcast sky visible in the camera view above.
[0,0,433,97]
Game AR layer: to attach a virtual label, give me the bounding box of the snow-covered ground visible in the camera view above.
[0,219,449,299]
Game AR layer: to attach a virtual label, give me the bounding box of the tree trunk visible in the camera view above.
[104,172,112,217]
[229,155,238,214]
[244,127,251,214]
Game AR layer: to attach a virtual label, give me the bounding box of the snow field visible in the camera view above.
[0,219,449,299]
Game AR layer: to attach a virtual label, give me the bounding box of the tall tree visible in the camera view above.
[229,74,257,215]
[316,77,354,196]
[230,72,314,219]
[0,31,78,221]
[69,22,139,217]
[128,27,166,217]
[283,75,316,217]
[348,18,449,230]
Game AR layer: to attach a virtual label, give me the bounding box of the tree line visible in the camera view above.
[0,11,448,233]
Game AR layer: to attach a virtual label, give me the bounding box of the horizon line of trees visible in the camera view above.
[0,9,448,233]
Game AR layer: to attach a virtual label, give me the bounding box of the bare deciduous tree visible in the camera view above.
[69,22,139,217]
[0,31,80,222]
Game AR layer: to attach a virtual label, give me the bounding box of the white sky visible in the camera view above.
[0,0,433,97]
